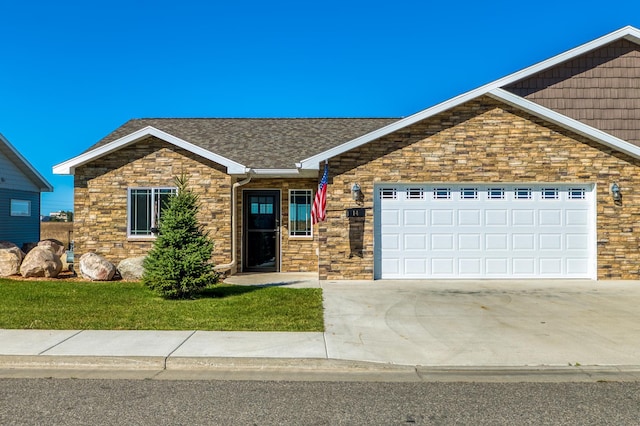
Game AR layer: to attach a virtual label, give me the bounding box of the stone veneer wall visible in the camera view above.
[319,96,640,280]
[238,178,318,272]
[74,137,232,266]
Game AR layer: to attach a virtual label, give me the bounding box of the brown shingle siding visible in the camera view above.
[504,39,640,145]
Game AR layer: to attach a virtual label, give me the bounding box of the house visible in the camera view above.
[0,133,53,248]
[54,26,640,280]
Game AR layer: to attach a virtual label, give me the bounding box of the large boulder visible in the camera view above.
[38,239,66,257]
[117,256,146,280]
[79,253,116,281]
[20,246,62,278]
[0,241,25,277]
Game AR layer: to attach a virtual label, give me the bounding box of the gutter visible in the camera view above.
[214,172,253,273]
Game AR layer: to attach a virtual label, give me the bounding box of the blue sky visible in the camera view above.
[0,1,638,214]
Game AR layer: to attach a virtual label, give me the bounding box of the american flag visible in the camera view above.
[311,163,328,224]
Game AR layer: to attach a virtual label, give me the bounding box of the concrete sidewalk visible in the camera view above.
[2,275,640,380]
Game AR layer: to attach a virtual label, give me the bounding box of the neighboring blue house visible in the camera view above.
[0,133,53,248]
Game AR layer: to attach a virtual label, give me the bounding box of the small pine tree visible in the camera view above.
[142,174,218,298]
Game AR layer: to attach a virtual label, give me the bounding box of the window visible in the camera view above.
[541,188,559,200]
[568,188,586,200]
[289,190,312,237]
[460,188,478,199]
[128,187,176,237]
[380,188,397,200]
[488,188,505,200]
[433,188,451,199]
[407,188,425,200]
[514,188,532,200]
[10,199,31,217]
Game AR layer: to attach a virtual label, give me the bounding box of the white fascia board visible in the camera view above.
[0,133,53,192]
[298,26,640,170]
[488,88,640,160]
[53,126,248,175]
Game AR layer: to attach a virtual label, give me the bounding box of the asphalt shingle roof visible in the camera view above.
[88,118,399,169]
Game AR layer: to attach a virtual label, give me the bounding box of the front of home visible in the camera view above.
[54,26,640,280]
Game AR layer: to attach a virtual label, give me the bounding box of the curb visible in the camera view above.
[2,355,640,382]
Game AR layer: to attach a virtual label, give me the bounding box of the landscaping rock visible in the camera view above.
[117,256,146,280]
[38,239,66,257]
[20,246,62,278]
[0,241,25,277]
[21,242,38,254]
[79,252,116,281]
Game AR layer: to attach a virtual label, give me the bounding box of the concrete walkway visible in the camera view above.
[2,274,640,380]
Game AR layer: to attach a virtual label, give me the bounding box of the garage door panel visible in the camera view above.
[431,258,454,275]
[486,234,508,250]
[459,234,481,250]
[486,210,508,226]
[539,210,562,225]
[539,234,562,250]
[431,210,454,226]
[404,234,427,250]
[513,258,535,275]
[404,210,426,226]
[459,258,481,274]
[376,184,595,279]
[458,210,481,225]
[512,210,535,226]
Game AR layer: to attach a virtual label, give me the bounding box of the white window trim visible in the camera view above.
[127,187,176,239]
[288,189,313,238]
[10,199,31,217]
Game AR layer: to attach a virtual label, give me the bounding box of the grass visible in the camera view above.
[0,278,324,331]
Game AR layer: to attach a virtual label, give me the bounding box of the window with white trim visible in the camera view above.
[289,189,312,237]
[10,199,31,217]
[407,188,425,200]
[433,188,451,199]
[514,188,532,200]
[380,188,397,200]
[487,188,505,200]
[128,187,176,237]
[460,188,478,199]
[568,188,586,199]
[541,188,559,200]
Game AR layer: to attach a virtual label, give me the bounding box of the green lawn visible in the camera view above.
[0,278,324,331]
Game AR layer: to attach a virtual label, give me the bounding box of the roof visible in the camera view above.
[54,118,397,175]
[0,133,53,192]
[54,26,640,176]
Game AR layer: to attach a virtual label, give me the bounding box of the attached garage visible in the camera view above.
[374,184,596,279]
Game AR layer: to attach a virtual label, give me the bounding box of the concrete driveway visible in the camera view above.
[322,279,640,367]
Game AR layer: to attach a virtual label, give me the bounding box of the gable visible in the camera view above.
[0,134,52,192]
[504,39,640,145]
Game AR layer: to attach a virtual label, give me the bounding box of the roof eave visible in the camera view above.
[52,126,249,175]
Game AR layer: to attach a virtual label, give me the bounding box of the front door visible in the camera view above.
[243,190,280,272]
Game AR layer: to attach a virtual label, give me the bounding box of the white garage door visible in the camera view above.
[374,184,596,279]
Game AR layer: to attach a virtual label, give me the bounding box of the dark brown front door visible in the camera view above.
[243,190,280,272]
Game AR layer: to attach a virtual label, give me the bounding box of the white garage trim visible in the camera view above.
[374,184,596,279]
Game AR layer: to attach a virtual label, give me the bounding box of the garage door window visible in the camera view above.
[434,188,451,199]
[461,188,478,199]
[542,188,559,199]
[569,188,586,199]
[515,188,532,199]
[488,188,505,199]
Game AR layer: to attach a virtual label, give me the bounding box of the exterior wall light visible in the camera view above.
[351,183,362,201]
[611,182,622,203]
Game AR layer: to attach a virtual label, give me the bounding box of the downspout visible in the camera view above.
[214,172,253,274]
